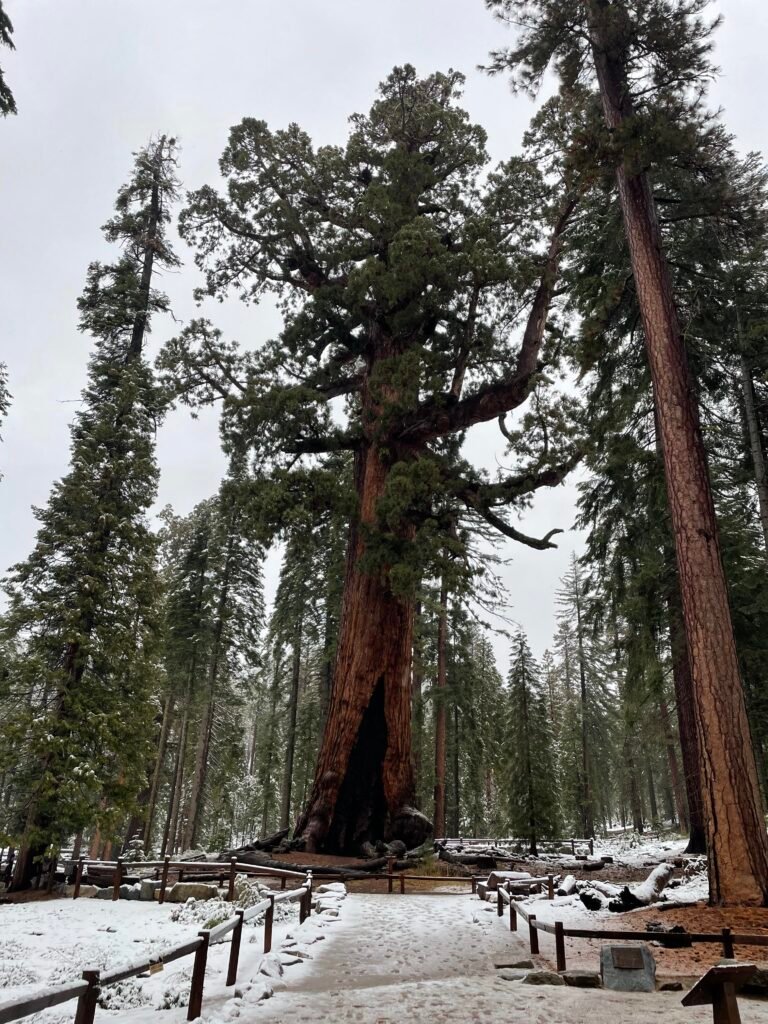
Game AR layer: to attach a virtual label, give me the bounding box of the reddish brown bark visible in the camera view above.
[293,440,421,852]
[586,0,768,903]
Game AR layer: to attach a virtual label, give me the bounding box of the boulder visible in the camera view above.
[506,959,535,969]
[95,886,112,900]
[718,959,768,995]
[498,969,530,981]
[316,882,346,895]
[562,970,601,988]
[119,883,140,900]
[522,971,566,986]
[62,884,98,898]
[600,945,656,993]
[659,981,684,992]
[140,878,159,901]
[167,881,219,903]
[258,953,284,979]
[389,806,433,849]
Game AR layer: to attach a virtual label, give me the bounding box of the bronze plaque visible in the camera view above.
[611,947,645,970]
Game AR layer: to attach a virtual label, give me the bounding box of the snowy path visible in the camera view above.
[252,892,768,1024]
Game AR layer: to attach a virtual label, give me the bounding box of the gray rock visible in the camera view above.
[563,970,601,988]
[120,883,140,900]
[62,884,98,898]
[167,881,219,903]
[140,878,159,901]
[498,969,530,981]
[600,945,656,993]
[507,959,535,969]
[522,971,566,986]
[659,981,684,992]
[718,959,767,994]
[316,882,346,895]
[95,886,113,899]
[386,840,407,858]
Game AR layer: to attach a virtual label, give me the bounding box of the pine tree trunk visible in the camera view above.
[659,697,688,832]
[411,600,424,808]
[279,618,303,831]
[574,586,593,838]
[433,577,449,840]
[586,0,768,904]
[143,694,175,849]
[293,432,424,853]
[739,348,768,553]
[667,586,707,854]
[647,761,659,825]
[259,656,282,835]
[163,704,189,857]
[452,702,461,837]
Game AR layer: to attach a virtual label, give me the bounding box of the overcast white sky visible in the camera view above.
[1,0,766,664]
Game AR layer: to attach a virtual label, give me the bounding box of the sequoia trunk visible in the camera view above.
[294,438,427,853]
[587,0,768,902]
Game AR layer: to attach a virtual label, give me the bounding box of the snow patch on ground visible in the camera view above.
[0,883,341,1024]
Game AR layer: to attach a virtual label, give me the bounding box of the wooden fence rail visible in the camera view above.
[499,887,768,974]
[69,856,307,903]
[0,875,313,1024]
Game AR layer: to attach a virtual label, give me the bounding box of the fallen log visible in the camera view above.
[608,862,675,913]
[437,847,496,870]
[232,850,408,879]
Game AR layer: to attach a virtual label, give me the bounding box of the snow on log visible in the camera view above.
[608,862,676,912]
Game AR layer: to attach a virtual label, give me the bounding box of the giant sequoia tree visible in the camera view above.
[486,0,768,904]
[162,67,581,853]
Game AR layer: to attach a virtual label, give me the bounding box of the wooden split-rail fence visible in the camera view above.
[0,873,314,1024]
[496,884,768,973]
[68,856,309,902]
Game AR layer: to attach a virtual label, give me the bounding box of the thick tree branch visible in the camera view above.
[391,192,578,445]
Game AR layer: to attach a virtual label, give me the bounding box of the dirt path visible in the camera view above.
[246,892,768,1024]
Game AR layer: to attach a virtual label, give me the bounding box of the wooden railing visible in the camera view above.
[498,885,768,973]
[69,856,307,902]
[0,874,313,1024]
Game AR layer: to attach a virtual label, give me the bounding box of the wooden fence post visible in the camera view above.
[471,876,477,895]
[497,890,503,917]
[528,914,539,954]
[387,857,395,894]
[722,927,735,959]
[570,839,576,856]
[306,872,313,918]
[74,969,100,1024]
[73,857,85,900]
[187,931,210,1021]
[112,858,124,901]
[226,910,245,986]
[509,900,517,932]
[589,839,594,856]
[264,894,275,954]
[159,856,171,904]
[227,857,237,902]
[555,921,566,972]
[280,876,286,891]
[399,874,405,895]
[547,874,555,900]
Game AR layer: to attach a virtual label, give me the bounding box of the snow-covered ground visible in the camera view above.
[3,854,767,1024]
[0,886,342,1024]
[255,891,768,1024]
